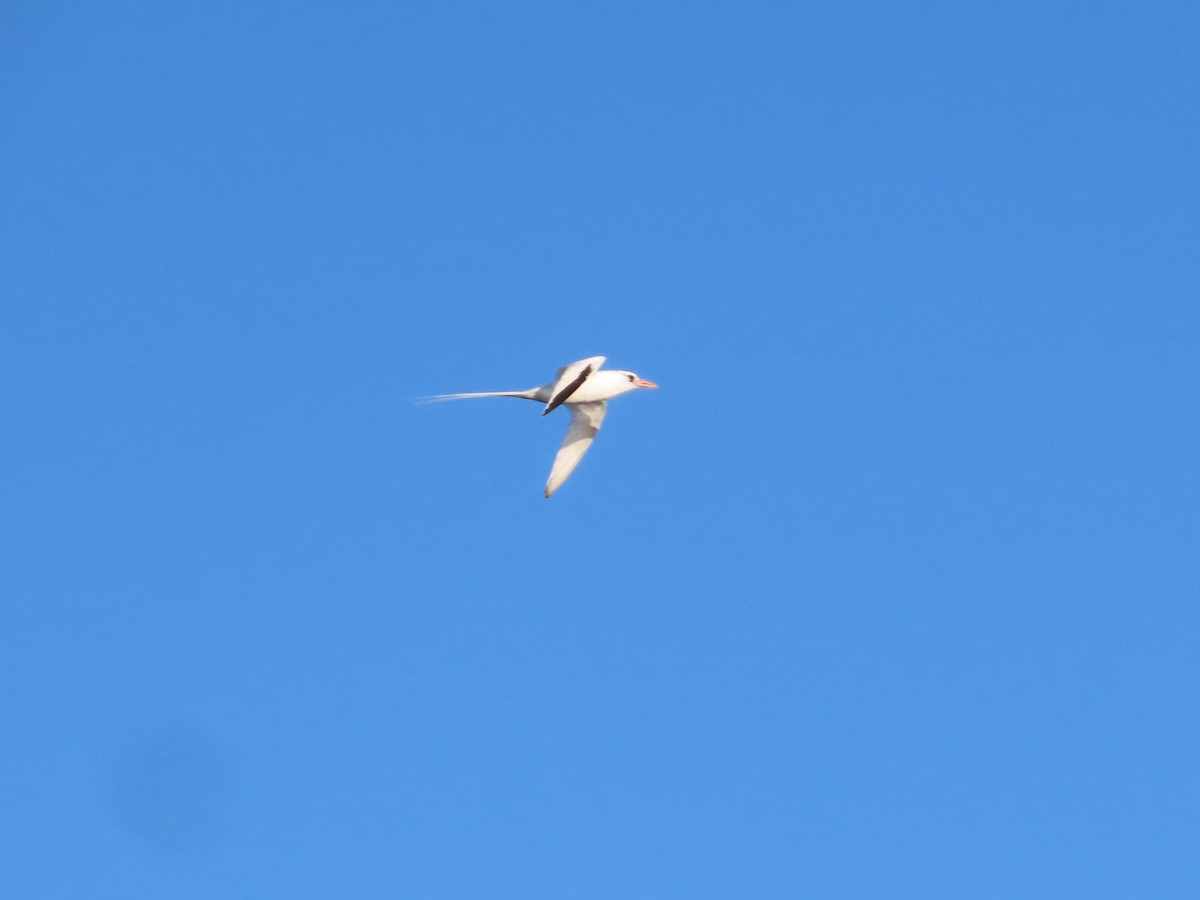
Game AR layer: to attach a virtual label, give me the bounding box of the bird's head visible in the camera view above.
[622,371,658,390]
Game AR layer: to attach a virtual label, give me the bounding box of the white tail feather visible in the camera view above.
[419,390,539,404]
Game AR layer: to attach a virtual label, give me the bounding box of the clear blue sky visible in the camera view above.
[3,1,1197,896]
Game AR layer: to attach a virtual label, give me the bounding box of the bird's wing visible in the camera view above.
[544,401,607,498]
[543,355,606,416]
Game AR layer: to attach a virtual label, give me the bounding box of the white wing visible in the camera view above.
[544,401,607,498]
[543,355,606,415]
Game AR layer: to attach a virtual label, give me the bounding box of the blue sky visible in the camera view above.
[3,1,1197,896]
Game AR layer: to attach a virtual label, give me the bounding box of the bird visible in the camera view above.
[425,355,657,497]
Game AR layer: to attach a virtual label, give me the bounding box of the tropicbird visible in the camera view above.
[426,355,657,497]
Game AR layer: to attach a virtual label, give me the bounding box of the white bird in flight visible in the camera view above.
[426,355,657,497]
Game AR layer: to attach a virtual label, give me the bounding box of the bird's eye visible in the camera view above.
[627,374,636,381]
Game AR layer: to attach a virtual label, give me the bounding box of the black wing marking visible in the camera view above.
[542,364,593,416]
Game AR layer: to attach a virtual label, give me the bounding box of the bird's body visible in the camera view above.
[547,369,646,405]
[425,356,657,497]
